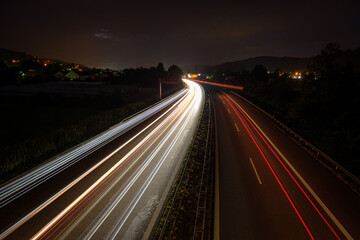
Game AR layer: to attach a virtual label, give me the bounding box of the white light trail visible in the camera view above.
[29,80,203,239]
[90,80,202,240]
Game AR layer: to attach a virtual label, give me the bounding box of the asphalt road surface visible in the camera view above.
[209,87,360,240]
[0,79,204,240]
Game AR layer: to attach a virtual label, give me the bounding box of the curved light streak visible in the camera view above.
[28,80,203,239]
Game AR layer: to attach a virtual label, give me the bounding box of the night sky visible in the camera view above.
[1,0,359,69]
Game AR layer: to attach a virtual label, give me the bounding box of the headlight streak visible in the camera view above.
[106,89,197,240]
[72,91,198,238]
[0,89,189,240]
[62,83,199,240]
[30,80,203,240]
[67,110,191,239]
[31,95,190,240]
[0,89,188,209]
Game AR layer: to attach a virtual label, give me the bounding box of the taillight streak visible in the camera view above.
[187,79,244,90]
[223,95,315,240]
[225,94,342,240]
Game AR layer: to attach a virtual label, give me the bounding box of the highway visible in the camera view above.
[0,79,204,240]
[208,87,360,240]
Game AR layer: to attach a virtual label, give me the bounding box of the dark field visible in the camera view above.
[0,104,100,147]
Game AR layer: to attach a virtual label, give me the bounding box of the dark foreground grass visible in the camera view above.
[0,104,101,147]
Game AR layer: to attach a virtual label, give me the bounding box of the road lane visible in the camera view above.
[209,87,360,239]
[213,91,310,239]
[225,90,360,239]
[249,157,262,185]
[225,93,349,238]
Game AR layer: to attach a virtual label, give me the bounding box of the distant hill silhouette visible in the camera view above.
[0,48,34,61]
[185,47,360,73]
[183,56,312,73]
[0,48,89,68]
[215,56,312,72]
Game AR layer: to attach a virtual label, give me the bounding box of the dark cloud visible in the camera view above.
[94,29,112,39]
[0,0,359,69]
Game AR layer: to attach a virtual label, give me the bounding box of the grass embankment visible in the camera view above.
[152,96,215,240]
[0,86,182,185]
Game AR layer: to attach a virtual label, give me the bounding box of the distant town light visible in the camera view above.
[187,74,199,79]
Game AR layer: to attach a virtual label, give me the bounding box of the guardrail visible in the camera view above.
[120,89,186,123]
[231,91,360,190]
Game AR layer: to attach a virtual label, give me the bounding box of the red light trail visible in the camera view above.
[223,95,315,240]
[224,94,341,240]
[185,79,244,90]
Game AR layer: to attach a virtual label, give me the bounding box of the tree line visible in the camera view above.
[112,63,183,87]
[0,59,183,87]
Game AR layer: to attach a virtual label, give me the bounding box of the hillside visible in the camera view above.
[215,56,311,72]
[0,48,33,61]
[184,47,360,74]
[183,56,312,73]
[0,48,89,68]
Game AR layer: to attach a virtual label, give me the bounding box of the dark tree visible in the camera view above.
[0,62,7,73]
[246,65,268,98]
[167,65,183,78]
[156,62,165,78]
[251,64,268,82]
[321,42,342,56]
[44,63,62,75]
[4,67,21,85]
[20,60,41,71]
